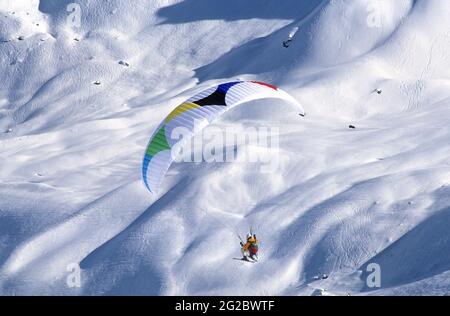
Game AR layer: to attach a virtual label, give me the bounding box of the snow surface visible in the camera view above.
[0,0,450,295]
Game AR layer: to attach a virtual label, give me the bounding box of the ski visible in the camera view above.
[233,257,256,263]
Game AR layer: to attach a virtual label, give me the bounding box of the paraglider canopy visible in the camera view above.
[142,80,305,193]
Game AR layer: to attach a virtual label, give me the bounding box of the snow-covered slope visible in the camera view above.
[0,0,449,295]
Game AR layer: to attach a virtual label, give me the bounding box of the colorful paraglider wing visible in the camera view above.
[142,81,304,193]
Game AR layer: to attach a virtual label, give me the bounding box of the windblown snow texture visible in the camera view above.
[1,0,450,296]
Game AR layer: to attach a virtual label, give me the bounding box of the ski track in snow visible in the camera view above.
[0,0,450,295]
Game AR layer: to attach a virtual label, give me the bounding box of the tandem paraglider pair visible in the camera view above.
[141,80,305,263]
[240,232,259,262]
